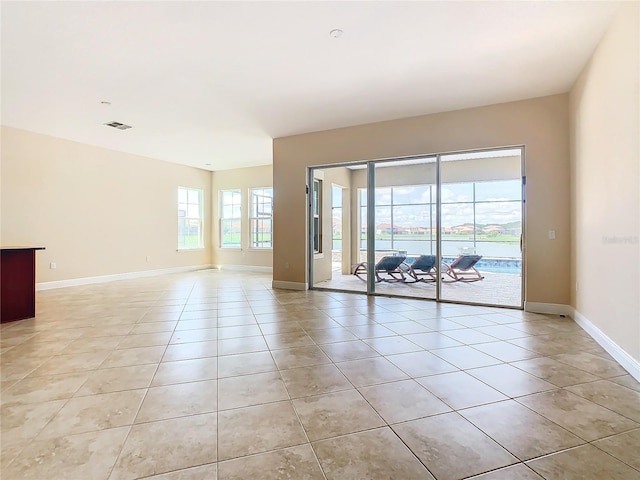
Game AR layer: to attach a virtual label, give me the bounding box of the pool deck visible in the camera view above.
[314,270,522,307]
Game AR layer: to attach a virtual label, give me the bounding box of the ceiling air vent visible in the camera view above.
[104,121,132,130]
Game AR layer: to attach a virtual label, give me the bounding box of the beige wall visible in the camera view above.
[273,94,571,304]
[211,164,273,269]
[1,126,212,283]
[570,3,639,360]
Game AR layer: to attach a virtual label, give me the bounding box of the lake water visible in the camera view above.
[333,239,521,258]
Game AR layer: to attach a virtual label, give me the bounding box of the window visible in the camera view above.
[250,188,273,248]
[177,187,204,249]
[313,179,322,253]
[331,185,342,251]
[220,189,241,248]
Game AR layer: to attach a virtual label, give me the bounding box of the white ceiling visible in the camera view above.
[1,1,619,171]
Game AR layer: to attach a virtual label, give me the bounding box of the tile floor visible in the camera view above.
[1,269,639,480]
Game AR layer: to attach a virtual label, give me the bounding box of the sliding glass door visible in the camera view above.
[439,150,523,307]
[309,147,524,308]
[372,157,437,300]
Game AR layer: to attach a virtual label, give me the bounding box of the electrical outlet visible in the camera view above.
[284,262,289,269]
[146,256,150,262]
[548,230,556,240]
[50,262,57,269]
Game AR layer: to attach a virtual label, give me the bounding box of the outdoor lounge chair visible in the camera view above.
[352,255,407,282]
[442,254,484,282]
[405,255,438,283]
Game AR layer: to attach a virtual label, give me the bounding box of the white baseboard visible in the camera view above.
[272,280,308,291]
[215,264,273,273]
[571,308,640,382]
[36,264,214,291]
[524,302,573,316]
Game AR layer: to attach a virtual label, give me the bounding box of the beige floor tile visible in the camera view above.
[312,427,435,480]
[293,389,385,441]
[526,444,639,479]
[264,331,316,350]
[218,336,268,356]
[471,341,540,362]
[162,340,218,362]
[216,315,257,327]
[170,328,218,344]
[517,389,639,441]
[218,351,277,378]
[552,352,629,378]
[319,340,380,362]
[152,357,218,386]
[1,372,88,406]
[37,389,145,439]
[116,332,172,349]
[280,364,353,398]
[592,428,640,470]
[136,380,217,423]
[217,401,307,461]
[1,399,67,447]
[2,426,128,480]
[130,321,177,334]
[403,331,463,349]
[144,463,218,479]
[174,318,218,331]
[386,350,458,377]
[359,379,451,424]
[467,364,556,397]
[218,371,288,410]
[510,356,600,387]
[346,324,397,339]
[217,324,262,340]
[76,364,157,396]
[566,379,640,422]
[271,345,331,369]
[111,413,217,479]
[363,336,423,355]
[101,345,166,368]
[257,321,305,335]
[431,345,502,369]
[62,335,125,354]
[179,310,218,320]
[470,464,544,479]
[460,400,584,460]
[417,371,507,409]
[416,318,468,331]
[30,350,111,376]
[217,444,324,480]
[609,374,640,392]
[474,324,528,340]
[393,412,517,480]
[386,320,436,335]
[305,327,358,344]
[442,328,499,345]
[336,357,409,387]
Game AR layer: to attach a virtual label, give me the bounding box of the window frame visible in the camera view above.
[220,189,242,249]
[249,187,273,249]
[177,186,204,251]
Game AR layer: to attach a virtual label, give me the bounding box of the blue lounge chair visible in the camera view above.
[352,255,407,282]
[405,255,438,283]
[443,254,484,282]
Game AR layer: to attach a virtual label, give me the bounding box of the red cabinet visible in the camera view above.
[1,247,45,323]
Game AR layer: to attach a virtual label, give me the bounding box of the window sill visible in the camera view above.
[219,247,242,250]
[177,248,205,252]
[314,253,324,259]
[247,248,273,252]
